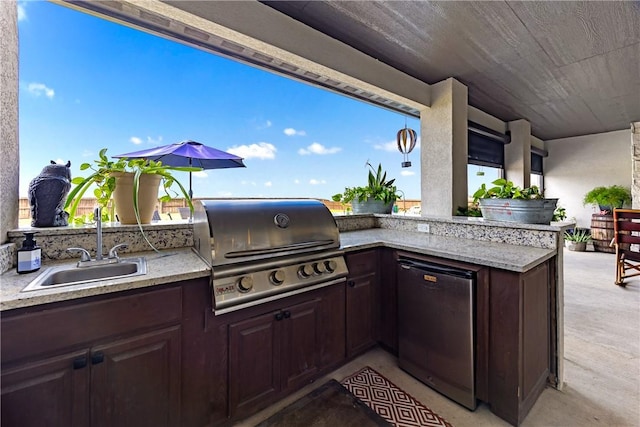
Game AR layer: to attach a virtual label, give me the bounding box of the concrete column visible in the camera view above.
[421,78,468,216]
[505,119,532,189]
[0,0,19,243]
[632,122,640,209]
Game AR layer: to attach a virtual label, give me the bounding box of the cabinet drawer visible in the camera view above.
[1,286,182,363]
[345,250,378,277]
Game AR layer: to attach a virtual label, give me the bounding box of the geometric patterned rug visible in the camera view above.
[341,367,453,427]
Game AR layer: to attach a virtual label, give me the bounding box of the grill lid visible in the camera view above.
[193,199,340,267]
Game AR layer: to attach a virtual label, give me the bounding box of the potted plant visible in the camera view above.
[332,162,400,214]
[472,178,558,224]
[564,228,591,251]
[65,148,199,225]
[583,185,631,214]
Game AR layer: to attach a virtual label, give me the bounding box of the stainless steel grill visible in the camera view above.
[193,199,348,314]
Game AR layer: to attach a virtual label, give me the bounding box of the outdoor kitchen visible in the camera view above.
[1,1,638,427]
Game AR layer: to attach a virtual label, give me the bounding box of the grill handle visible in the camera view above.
[225,240,335,259]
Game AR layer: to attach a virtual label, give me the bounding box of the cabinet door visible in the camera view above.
[228,310,281,418]
[90,326,182,427]
[346,274,376,357]
[281,299,321,391]
[378,248,398,353]
[319,283,346,369]
[1,349,90,427]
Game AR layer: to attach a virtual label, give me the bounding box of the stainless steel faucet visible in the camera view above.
[66,207,129,267]
[95,206,103,260]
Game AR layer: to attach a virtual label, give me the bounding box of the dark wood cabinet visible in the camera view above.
[377,248,398,353]
[1,284,187,427]
[228,285,344,418]
[229,308,282,418]
[488,261,550,426]
[90,326,182,427]
[345,250,378,357]
[1,349,91,427]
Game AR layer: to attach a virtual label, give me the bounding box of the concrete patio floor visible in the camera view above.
[240,248,640,427]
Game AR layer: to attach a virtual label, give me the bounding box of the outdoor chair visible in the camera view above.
[613,208,640,286]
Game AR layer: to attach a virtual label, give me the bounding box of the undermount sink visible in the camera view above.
[21,257,147,292]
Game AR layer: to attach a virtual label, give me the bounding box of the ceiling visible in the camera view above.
[261,1,640,140]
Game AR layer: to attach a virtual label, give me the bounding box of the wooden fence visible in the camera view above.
[19,197,422,219]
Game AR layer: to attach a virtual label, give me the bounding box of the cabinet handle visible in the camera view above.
[91,351,105,365]
[275,312,284,321]
[283,310,291,319]
[73,356,87,370]
[348,280,356,287]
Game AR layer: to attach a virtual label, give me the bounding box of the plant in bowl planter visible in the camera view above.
[564,228,591,252]
[65,148,199,228]
[472,178,558,224]
[583,185,631,214]
[332,162,400,214]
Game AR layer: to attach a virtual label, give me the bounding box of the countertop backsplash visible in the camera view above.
[5,221,194,269]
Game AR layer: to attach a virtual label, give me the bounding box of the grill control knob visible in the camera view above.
[298,264,314,278]
[270,270,285,285]
[237,276,253,292]
[325,260,338,273]
[313,262,327,274]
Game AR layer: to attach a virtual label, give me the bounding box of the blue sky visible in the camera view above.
[17,1,425,200]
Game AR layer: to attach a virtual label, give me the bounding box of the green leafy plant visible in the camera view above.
[473,178,543,203]
[583,185,631,213]
[564,228,592,243]
[332,162,400,205]
[456,205,483,217]
[64,148,200,249]
[552,206,567,222]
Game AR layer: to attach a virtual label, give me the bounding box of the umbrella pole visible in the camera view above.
[189,162,193,222]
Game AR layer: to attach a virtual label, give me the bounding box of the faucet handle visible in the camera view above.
[67,247,92,262]
[108,243,128,260]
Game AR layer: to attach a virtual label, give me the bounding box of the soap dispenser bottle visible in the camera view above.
[17,232,41,274]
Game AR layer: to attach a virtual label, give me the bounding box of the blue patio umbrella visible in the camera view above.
[114,140,246,199]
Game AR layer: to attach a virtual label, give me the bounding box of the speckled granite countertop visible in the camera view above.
[1,228,556,312]
[340,229,556,272]
[0,248,210,311]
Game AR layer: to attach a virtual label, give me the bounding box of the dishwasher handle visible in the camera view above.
[398,259,475,280]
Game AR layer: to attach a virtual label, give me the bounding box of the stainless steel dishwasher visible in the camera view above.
[397,256,477,410]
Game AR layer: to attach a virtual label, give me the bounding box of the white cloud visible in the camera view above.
[374,140,398,152]
[284,128,306,137]
[298,142,342,156]
[130,136,142,145]
[27,82,54,99]
[228,142,276,160]
[309,179,327,185]
[294,179,300,184]
[146,136,163,145]
[401,170,416,176]
[17,2,27,21]
[264,120,272,128]
[193,170,208,178]
[264,181,273,187]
